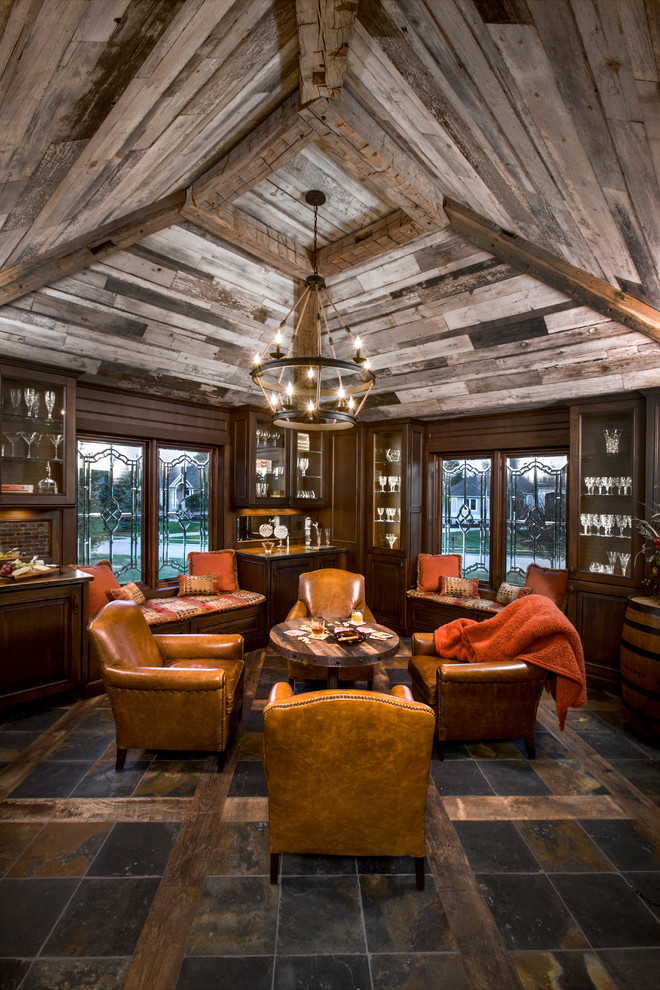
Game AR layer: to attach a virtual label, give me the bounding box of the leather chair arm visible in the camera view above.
[438,658,545,683]
[412,632,438,656]
[286,601,309,620]
[155,635,243,662]
[390,684,414,702]
[103,664,226,691]
[266,681,295,707]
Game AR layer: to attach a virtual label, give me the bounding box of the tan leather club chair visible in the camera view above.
[286,568,377,687]
[88,600,244,771]
[408,633,546,758]
[263,683,435,887]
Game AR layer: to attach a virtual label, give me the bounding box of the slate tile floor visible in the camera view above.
[0,645,659,990]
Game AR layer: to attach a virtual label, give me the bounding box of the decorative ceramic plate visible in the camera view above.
[259,523,273,537]
[274,524,288,539]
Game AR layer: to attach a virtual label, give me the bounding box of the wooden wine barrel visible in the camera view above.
[620,596,660,739]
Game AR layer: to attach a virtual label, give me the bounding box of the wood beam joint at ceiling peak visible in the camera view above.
[445,199,660,344]
[296,0,359,105]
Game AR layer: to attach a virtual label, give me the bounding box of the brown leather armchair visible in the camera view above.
[408,633,546,758]
[88,600,244,770]
[286,568,377,687]
[263,682,435,887]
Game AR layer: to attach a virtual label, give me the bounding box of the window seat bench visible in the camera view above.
[406,588,503,632]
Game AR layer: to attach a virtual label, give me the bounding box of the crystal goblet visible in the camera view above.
[385,533,397,549]
[44,389,56,421]
[9,388,22,414]
[618,553,631,576]
[24,388,39,418]
[379,475,387,492]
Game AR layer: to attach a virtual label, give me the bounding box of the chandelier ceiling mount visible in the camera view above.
[250,190,375,431]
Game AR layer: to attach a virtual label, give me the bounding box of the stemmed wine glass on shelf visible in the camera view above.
[46,433,63,460]
[17,431,40,458]
[44,390,56,421]
[23,388,40,418]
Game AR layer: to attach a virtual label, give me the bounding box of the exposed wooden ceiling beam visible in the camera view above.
[182,192,311,280]
[317,208,427,276]
[295,0,359,105]
[301,91,449,232]
[0,191,185,307]
[190,92,314,214]
[445,199,660,344]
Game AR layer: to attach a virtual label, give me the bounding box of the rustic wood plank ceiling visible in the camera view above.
[0,0,658,418]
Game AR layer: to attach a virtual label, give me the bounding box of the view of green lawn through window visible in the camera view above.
[77,440,144,581]
[440,453,568,585]
[158,448,210,580]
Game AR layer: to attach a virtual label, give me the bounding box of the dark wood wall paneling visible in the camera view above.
[77,384,230,445]
[425,406,570,452]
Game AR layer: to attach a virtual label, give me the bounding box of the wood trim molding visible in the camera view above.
[445,198,660,344]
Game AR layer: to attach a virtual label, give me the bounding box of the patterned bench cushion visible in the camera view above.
[140,590,266,626]
[406,588,503,614]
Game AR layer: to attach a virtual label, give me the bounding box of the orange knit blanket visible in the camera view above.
[434,594,587,729]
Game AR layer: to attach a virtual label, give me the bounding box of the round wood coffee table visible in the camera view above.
[270,618,400,689]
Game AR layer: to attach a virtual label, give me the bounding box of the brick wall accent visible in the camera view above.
[0,519,51,557]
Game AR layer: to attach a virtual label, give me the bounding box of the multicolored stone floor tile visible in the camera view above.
[0,642,658,990]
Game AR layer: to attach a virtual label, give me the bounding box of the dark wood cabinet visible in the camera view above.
[232,408,326,508]
[366,421,423,629]
[0,363,76,507]
[236,546,347,627]
[568,398,645,687]
[0,568,91,707]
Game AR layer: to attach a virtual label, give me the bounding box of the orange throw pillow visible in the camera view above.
[109,581,146,605]
[188,550,238,593]
[77,561,120,617]
[417,553,462,592]
[525,563,568,610]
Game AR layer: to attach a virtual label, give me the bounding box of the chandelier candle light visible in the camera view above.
[250,191,375,431]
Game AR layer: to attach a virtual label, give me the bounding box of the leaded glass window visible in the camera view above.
[441,458,491,581]
[505,455,568,584]
[77,440,143,581]
[158,447,210,580]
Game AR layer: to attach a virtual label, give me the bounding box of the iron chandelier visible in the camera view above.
[250,190,375,431]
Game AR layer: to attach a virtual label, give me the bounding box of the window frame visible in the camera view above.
[431,446,568,591]
[78,432,221,588]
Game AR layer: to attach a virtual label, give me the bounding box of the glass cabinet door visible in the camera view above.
[293,431,323,502]
[1,372,67,501]
[255,418,287,501]
[373,429,403,550]
[576,406,636,578]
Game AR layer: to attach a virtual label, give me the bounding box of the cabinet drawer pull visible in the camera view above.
[72,594,79,614]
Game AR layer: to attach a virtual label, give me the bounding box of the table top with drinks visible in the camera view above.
[269,616,400,671]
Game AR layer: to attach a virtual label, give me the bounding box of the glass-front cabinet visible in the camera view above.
[0,365,75,505]
[232,409,326,506]
[294,431,323,502]
[255,420,287,501]
[570,400,643,582]
[367,421,423,631]
[372,429,403,550]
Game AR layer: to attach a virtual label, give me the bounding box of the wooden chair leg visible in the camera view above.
[434,738,444,761]
[270,852,279,885]
[288,677,295,688]
[366,679,373,691]
[415,857,425,890]
[525,735,536,759]
[115,747,127,772]
[216,751,225,773]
